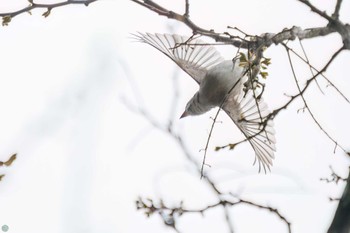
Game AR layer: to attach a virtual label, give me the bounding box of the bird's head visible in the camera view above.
[180,93,212,119]
[180,100,194,119]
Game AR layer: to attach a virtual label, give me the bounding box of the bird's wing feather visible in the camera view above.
[133,33,224,84]
[223,87,276,172]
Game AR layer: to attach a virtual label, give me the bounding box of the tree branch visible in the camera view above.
[296,0,334,21]
[332,0,343,19]
[284,44,347,153]
[129,0,349,50]
[297,0,350,49]
[0,0,98,26]
[267,45,344,122]
[136,195,292,233]
[321,166,347,184]
[286,43,349,104]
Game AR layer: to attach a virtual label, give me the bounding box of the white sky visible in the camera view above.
[0,0,349,233]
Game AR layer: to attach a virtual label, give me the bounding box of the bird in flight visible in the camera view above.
[133,33,276,172]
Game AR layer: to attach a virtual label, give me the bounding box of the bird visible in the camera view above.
[133,32,276,172]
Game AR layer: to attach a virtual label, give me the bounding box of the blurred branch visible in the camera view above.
[0,153,17,167]
[321,166,347,184]
[136,195,292,233]
[327,168,350,233]
[0,0,98,26]
[0,153,17,183]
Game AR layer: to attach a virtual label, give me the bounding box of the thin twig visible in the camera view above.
[0,0,97,24]
[223,206,234,233]
[297,0,350,49]
[320,166,347,184]
[284,43,347,153]
[296,0,334,21]
[200,57,247,177]
[184,0,189,18]
[298,39,324,94]
[200,109,221,179]
[285,44,349,103]
[266,45,345,122]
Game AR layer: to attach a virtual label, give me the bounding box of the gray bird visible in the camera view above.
[134,33,276,172]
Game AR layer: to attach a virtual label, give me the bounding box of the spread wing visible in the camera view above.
[132,33,224,84]
[223,86,276,172]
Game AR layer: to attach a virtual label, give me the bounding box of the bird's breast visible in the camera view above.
[198,60,244,106]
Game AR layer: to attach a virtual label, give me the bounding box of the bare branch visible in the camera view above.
[333,0,343,19]
[296,0,350,49]
[296,0,334,21]
[261,26,335,47]
[136,196,292,233]
[321,166,347,184]
[223,207,234,233]
[288,42,349,103]
[129,0,350,50]
[0,0,98,26]
[233,197,291,233]
[200,58,252,176]
[266,45,344,122]
[184,0,189,18]
[200,110,221,178]
[298,39,325,95]
[284,44,347,153]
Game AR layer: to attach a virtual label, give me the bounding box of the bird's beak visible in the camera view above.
[180,111,189,119]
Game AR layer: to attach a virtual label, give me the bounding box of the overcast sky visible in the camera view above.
[0,1,349,233]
